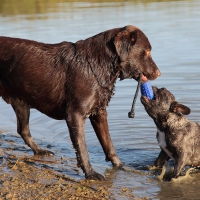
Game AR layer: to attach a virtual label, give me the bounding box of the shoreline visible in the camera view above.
[0,133,149,200]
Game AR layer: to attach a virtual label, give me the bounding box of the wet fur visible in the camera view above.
[141,87,200,178]
[0,25,160,180]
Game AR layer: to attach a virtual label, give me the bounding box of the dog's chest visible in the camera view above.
[157,128,175,160]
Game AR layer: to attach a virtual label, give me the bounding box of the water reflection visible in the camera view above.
[0,0,200,199]
[0,0,192,17]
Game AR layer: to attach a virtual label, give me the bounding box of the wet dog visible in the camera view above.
[0,25,160,180]
[140,87,200,178]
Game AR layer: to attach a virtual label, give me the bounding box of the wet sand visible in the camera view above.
[0,133,150,200]
[0,155,110,199]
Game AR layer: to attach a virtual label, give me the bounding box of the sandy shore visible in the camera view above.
[0,132,150,200]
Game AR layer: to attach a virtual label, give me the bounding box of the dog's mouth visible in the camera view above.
[134,73,148,82]
[141,96,151,105]
[141,86,158,104]
[119,68,152,82]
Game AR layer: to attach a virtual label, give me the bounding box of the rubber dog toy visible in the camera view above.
[140,80,155,100]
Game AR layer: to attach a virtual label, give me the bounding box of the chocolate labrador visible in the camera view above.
[140,87,200,178]
[0,25,160,180]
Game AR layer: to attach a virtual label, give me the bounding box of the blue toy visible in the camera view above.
[140,81,155,100]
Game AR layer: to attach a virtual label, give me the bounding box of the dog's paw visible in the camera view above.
[34,149,54,156]
[108,156,123,168]
[85,172,105,181]
[113,161,123,168]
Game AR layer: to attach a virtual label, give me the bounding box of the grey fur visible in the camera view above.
[141,87,200,178]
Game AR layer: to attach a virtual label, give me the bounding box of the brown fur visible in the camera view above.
[0,25,160,180]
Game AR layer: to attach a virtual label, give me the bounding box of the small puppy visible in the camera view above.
[141,87,200,178]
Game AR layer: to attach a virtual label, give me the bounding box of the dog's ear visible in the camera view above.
[170,101,191,115]
[114,29,137,62]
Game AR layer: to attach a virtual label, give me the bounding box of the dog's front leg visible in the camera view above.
[154,149,170,167]
[89,109,122,167]
[66,113,105,180]
[173,152,187,178]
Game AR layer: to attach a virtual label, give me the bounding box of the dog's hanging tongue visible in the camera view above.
[141,74,148,82]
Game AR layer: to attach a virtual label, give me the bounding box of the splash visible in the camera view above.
[155,163,194,182]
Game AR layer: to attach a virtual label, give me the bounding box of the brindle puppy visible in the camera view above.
[140,87,200,178]
[0,25,160,180]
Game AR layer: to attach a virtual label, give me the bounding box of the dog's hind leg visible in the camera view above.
[89,109,122,167]
[11,98,54,156]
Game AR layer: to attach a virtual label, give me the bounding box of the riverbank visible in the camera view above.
[0,133,149,200]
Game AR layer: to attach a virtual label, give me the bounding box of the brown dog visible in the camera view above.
[0,25,160,180]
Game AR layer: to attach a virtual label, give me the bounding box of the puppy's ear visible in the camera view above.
[170,101,191,115]
[114,29,137,62]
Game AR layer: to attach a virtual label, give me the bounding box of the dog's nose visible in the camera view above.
[157,69,161,77]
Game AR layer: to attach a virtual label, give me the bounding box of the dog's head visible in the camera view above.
[141,87,190,129]
[114,25,161,81]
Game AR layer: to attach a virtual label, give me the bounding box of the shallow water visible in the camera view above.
[0,0,200,199]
